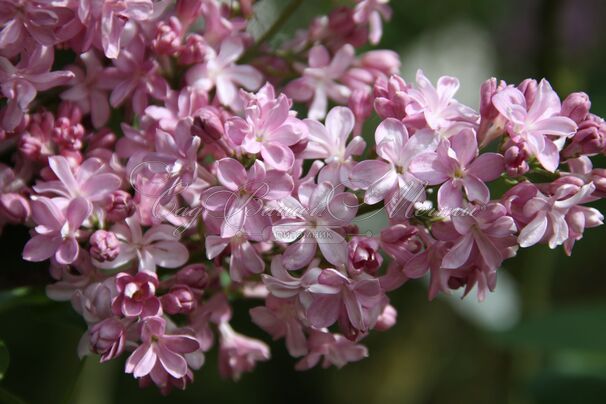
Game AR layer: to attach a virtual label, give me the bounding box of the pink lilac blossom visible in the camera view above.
[1,0,606,394]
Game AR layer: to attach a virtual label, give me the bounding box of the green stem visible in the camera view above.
[239,0,305,62]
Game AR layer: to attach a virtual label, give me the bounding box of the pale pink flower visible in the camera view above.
[72,278,116,323]
[0,45,74,130]
[61,51,111,129]
[77,0,155,59]
[33,156,121,205]
[112,271,161,317]
[202,158,293,238]
[302,106,366,186]
[286,44,354,120]
[438,203,518,270]
[23,196,92,264]
[125,316,200,380]
[90,318,127,361]
[410,129,504,208]
[250,295,307,358]
[510,179,600,250]
[272,181,358,270]
[225,83,307,171]
[406,69,479,134]
[145,87,208,132]
[186,36,263,107]
[295,330,367,370]
[94,216,189,272]
[353,0,392,44]
[350,118,438,213]
[304,268,383,333]
[492,79,578,172]
[104,37,169,115]
[261,256,322,299]
[0,0,80,54]
[205,231,265,283]
[218,322,270,380]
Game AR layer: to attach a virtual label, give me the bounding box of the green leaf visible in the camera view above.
[0,340,8,380]
[492,304,606,352]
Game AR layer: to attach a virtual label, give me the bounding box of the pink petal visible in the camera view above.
[467,153,504,181]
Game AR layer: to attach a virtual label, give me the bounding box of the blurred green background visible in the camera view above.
[2,0,606,403]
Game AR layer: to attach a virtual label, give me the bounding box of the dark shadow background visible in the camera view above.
[1,0,606,403]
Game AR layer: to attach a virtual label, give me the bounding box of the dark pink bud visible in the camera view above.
[90,318,126,362]
[562,115,606,158]
[106,190,135,222]
[373,74,410,120]
[347,236,383,276]
[504,143,530,177]
[52,116,85,151]
[349,89,373,136]
[161,285,197,314]
[591,169,606,198]
[57,101,83,123]
[192,111,224,144]
[380,224,423,264]
[549,175,585,198]
[0,193,30,223]
[178,33,208,65]
[153,17,182,55]
[89,230,120,262]
[561,92,591,124]
[175,264,209,290]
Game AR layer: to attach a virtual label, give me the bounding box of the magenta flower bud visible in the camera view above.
[175,264,209,290]
[347,236,383,276]
[349,89,372,136]
[562,115,606,158]
[518,78,538,107]
[374,304,397,331]
[89,230,120,262]
[289,136,309,155]
[504,143,530,177]
[178,33,208,65]
[561,92,591,124]
[380,224,423,264]
[192,111,224,144]
[87,128,116,151]
[549,175,585,198]
[153,17,182,55]
[106,190,135,222]
[90,318,126,362]
[18,133,43,160]
[591,169,606,198]
[373,74,410,120]
[161,285,197,315]
[0,193,30,223]
[52,116,85,151]
[57,101,83,124]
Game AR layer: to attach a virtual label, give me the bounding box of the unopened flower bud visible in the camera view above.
[561,92,591,124]
[106,190,135,222]
[161,285,197,314]
[504,143,530,177]
[89,230,120,262]
[90,318,126,362]
[347,236,383,276]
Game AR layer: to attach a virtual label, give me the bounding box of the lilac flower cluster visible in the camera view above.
[1,0,605,394]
